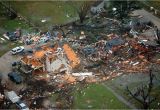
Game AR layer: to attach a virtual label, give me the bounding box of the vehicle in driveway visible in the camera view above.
[16,100,29,110]
[11,46,24,55]
[8,72,23,84]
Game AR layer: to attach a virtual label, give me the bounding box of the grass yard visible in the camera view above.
[146,1,160,10]
[105,73,160,109]
[73,83,129,109]
[0,18,30,31]
[150,86,160,109]
[10,1,81,27]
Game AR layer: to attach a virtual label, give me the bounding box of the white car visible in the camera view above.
[11,46,24,55]
[39,37,49,43]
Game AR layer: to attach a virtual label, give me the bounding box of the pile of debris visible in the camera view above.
[8,25,159,88]
[65,32,160,82]
[21,31,51,45]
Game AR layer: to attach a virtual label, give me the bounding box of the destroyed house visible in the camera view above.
[105,37,124,51]
[82,47,96,55]
[20,45,58,73]
[20,44,80,75]
[63,44,80,68]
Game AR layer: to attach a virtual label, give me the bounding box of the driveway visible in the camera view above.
[0,42,54,93]
[0,46,31,93]
[132,9,160,29]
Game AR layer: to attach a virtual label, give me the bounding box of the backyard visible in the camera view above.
[73,83,129,109]
[10,1,81,28]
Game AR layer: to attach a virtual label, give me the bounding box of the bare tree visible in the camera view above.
[76,1,93,24]
[126,69,156,109]
[78,2,91,23]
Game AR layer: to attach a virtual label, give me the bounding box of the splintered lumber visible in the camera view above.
[63,44,80,68]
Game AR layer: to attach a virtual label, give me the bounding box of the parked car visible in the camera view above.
[8,72,23,84]
[6,32,18,41]
[16,100,29,110]
[38,37,49,43]
[11,46,24,55]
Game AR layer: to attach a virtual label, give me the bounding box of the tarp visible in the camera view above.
[105,37,124,51]
[83,47,96,55]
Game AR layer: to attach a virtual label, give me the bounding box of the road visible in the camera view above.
[132,9,160,29]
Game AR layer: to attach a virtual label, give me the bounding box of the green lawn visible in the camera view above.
[105,74,160,109]
[146,1,160,10]
[73,83,129,109]
[1,18,30,31]
[150,85,160,109]
[10,1,81,27]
